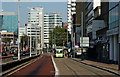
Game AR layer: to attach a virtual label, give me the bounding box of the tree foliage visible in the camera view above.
[49,26,70,47]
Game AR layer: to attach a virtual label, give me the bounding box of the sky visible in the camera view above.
[2,0,67,2]
[2,2,67,27]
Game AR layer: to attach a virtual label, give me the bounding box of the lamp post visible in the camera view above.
[30,25,32,57]
[18,0,20,60]
[81,12,84,60]
[36,26,38,55]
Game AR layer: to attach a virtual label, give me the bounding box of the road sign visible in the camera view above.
[80,37,89,47]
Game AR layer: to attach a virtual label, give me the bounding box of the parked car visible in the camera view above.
[21,50,30,56]
[31,51,36,55]
[2,51,7,56]
[12,48,18,59]
[9,48,16,54]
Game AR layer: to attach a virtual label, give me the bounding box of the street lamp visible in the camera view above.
[30,25,32,57]
[36,26,38,55]
[18,0,20,60]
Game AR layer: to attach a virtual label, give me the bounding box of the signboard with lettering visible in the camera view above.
[80,37,89,47]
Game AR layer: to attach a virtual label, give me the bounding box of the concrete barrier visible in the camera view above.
[1,54,41,72]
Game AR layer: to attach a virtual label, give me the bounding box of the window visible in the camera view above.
[109,5,119,29]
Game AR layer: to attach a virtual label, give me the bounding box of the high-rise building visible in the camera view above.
[28,7,44,49]
[26,23,41,49]
[67,0,76,34]
[92,0,109,61]
[0,15,3,31]
[44,13,62,48]
[44,14,50,47]
[26,24,40,38]
[107,1,119,62]
[74,1,86,45]
[0,12,18,33]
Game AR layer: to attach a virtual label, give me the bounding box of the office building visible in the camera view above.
[107,1,119,62]
[0,12,18,34]
[0,31,18,46]
[28,7,44,49]
[26,24,41,49]
[44,13,62,48]
[92,0,109,61]
[74,2,86,46]
[67,0,76,34]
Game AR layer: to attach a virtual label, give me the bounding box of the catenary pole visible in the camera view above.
[18,0,20,60]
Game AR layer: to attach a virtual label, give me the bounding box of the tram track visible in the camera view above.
[62,61,79,77]
[70,58,119,77]
[67,59,103,77]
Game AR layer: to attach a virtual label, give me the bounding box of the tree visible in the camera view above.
[49,26,70,47]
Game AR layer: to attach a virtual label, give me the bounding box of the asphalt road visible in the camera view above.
[4,53,119,77]
[54,57,119,77]
[8,54,55,77]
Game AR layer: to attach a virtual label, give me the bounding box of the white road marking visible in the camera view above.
[51,55,59,77]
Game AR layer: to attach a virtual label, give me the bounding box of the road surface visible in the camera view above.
[4,54,119,77]
[8,54,55,77]
[54,57,119,77]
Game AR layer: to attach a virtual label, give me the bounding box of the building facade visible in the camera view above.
[93,0,109,61]
[0,31,18,49]
[67,0,76,34]
[74,2,86,46]
[44,14,49,46]
[0,12,18,34]
[26,24,41,49]
[107,1,119,62]
[44,13,62,48]
[28,7,44,49]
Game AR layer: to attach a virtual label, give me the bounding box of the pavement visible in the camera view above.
[72,58,120,76]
